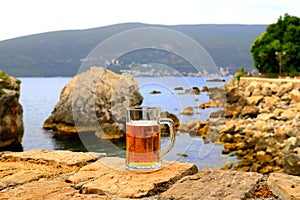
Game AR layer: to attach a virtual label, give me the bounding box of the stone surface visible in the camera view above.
[67,157,198,198]
[0,180,111,200]
[284,153,300,176]
[0,155,80,190]
[0,70,23,148]
[0,180,78,200]
[268,173,300,200]
[199,101,216,109]
[160,168,263,200]
[0,150,295,199]
[240,105,259,117]
[43,67,143,139]
[246,95,264,106]
[2,149,106,166]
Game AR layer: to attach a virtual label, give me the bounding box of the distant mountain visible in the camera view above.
[0,23,267,77]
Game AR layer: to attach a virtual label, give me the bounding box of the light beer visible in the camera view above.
[126,121,160,166]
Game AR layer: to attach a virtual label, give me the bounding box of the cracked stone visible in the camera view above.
[67,157,198,198]
[160,168,263,200]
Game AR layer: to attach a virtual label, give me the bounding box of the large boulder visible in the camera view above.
[0,70,23,148]
[43,67,143,139]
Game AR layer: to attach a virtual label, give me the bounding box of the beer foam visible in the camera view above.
[127,120,158,126]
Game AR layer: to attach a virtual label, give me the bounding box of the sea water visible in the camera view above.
[18,77,236,169]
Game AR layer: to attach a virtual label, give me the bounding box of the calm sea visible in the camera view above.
[18,77,236,169]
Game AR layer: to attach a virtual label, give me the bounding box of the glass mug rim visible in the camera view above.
[126,106,159,111]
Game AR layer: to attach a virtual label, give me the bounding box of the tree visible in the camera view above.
[250,13,300,74]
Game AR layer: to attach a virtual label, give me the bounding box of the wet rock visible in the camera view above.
[177,124,189,132]
[221,162,234,170]
[191,86,201,95]
[210,109,225,118]
[181,106,194,115]
[196,123,210,136]
[174,86,183,90]
[199,101,216,109]
[176,153,188,158]
[184,88,191,94]
[43,67,143,139]
[202,85,209,92]
[150,90,161,94]
[187,120,201,131]
[160,111,180,136]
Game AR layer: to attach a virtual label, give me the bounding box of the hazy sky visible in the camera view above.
[0,0,299,41]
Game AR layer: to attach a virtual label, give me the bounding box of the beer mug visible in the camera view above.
[125,106,176,171]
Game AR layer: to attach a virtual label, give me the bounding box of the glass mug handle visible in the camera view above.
[159,118,176,158]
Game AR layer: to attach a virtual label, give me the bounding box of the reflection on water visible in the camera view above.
[0,143,23,152]
[51,131,126,157]
[51,131,237,170]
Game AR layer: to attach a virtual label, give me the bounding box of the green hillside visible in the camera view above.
[0,23,267,77]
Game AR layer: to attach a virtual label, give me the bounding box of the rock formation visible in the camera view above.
[43,67,143,139]
[207,77,300,175]
[180,106,194,115]
[0,70,23,148]
[178,77,300,176]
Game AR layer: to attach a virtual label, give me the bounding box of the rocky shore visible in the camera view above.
[219,77,300,175]
[1,150,300,199]
[178,76,300,176]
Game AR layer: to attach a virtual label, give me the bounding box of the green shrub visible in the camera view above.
[0,71,9,80]
[16,79,21,84]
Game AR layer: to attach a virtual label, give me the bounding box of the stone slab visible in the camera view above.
[0,180,110,200]
[0,157,80,190]
[160,168,263,200]
[268,173,300,200]
[1,150,106,166]
[0,171,43,190]
[67,157,198,198]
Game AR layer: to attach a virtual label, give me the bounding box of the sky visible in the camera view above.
[0,0,299,41]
